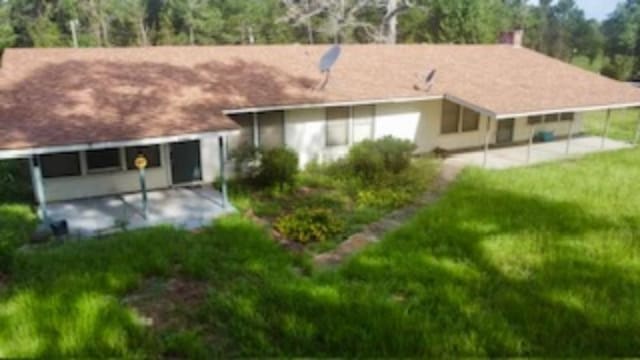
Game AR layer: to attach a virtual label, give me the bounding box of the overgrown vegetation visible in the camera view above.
[1,147,640,357]
[231,138,438,249]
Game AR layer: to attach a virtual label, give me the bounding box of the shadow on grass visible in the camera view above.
[201,171,640,357]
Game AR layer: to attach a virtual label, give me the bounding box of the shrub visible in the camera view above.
[231,144,262,181]
[346,136,417,181]
[257,147,299,189]
[0,204,36,273]
[0,159,32,203]
[275,208,344,244]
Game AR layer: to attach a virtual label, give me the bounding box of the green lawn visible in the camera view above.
[583,108,639,142]
[1,148,640,357]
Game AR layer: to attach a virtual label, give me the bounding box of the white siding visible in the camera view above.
[44,144,171,202]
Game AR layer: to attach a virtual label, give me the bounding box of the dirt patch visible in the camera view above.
[123,277,208,331]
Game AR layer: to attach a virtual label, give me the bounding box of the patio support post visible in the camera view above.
[29,156,49,223]
[252,112,259,148]
[218,135,229,209]
[527,125,535,163]
[601,109,611,149]
[483,117,492,168]
[566,117,575,154]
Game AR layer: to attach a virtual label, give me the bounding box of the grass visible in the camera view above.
[583,108,639,142]
[1,147,640,356]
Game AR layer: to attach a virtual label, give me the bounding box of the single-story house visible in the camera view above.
[1,31,639,229]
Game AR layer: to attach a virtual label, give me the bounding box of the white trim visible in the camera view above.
[444,94,496,118]
[0,129,240,160]
[222,96,444,115]
[495,103,640,120]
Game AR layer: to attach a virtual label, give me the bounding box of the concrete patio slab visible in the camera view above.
[47,187,234,237]
[446,136,633,170]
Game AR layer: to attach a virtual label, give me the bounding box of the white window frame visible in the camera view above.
[325,105,376,148]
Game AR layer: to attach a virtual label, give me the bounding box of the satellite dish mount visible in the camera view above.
[315,45,342,91]
[414,69,437,92]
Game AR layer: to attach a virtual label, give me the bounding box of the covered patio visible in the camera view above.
[47,187,233,237]
[447,135,633,169]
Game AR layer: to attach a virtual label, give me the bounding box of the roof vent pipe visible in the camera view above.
[499,29,524,48]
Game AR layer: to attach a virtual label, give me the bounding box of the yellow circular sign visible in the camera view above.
[134,154,148,170]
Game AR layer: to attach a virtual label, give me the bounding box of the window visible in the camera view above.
[125,145,161,170]
[40,152,81,178]
[353,105,374,142]
[441,100,460,134]
[227,113,254,155]
[326,107,349,146]
[86,148,121,172]
[544,114,559,123]
[442,100,479,134]
[258,111,285,149]
[462,108,480,132]
[528,115,543,125]
[560,112,575,121]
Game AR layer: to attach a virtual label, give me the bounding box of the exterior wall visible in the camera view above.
[44,144,172,202]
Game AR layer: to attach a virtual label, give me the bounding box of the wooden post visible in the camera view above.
[29,156,49,223]
[527,125,535,163]
[483,117,492,168]
[219,135,229,209]
[566,117,574,154]
[602,109,611,149]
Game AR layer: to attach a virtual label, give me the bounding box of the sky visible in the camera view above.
[573,0,622,21]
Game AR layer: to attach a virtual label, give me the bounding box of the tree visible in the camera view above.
[0,1,15,51]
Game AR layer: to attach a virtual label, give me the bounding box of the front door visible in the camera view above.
[170,140,202,185]
[496,118,515,145]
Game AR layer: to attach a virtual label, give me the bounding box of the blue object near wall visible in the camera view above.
[534,131,555,142]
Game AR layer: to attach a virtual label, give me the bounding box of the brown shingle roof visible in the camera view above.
[1,44,639,151]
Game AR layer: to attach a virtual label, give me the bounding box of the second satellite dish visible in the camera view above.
[315,45,342,90]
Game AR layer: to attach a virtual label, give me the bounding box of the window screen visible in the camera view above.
[441,100,460,134]
[544,114,559,123]
[353,105,374,142]
[86,149,121,171]
[560,112,575,121]
[227,113,254,154]
[326,107,349,146]
[528,115,543,125]
[40,152,81,178]
[126,145,161,170]
[258,111,285,149]
[462,108,480,132]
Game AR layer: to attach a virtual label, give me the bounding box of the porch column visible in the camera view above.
[218,135,229,209]
[483,117,492,168]
[566,116,575,154]
[601,109,611,149]
[29,156,49,223]
[252,112,259,148]
[527,125,535,163]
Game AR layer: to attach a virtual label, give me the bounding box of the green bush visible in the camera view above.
[275,208,344,244]
[257,147,299,189]
[0,204,36,273]
[0,159,32,203]
[346,136,417,181]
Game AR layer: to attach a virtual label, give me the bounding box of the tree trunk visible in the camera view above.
[139,18,148,46]
[189,25,195,45]
[101,19,110,47]
[385,0,398,44]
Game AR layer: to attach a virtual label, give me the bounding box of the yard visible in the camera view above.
[1,146,640,357]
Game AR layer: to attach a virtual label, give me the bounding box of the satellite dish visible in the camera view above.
[319,45,342,73]
[315,45,342,91]
[414,69,437,92]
